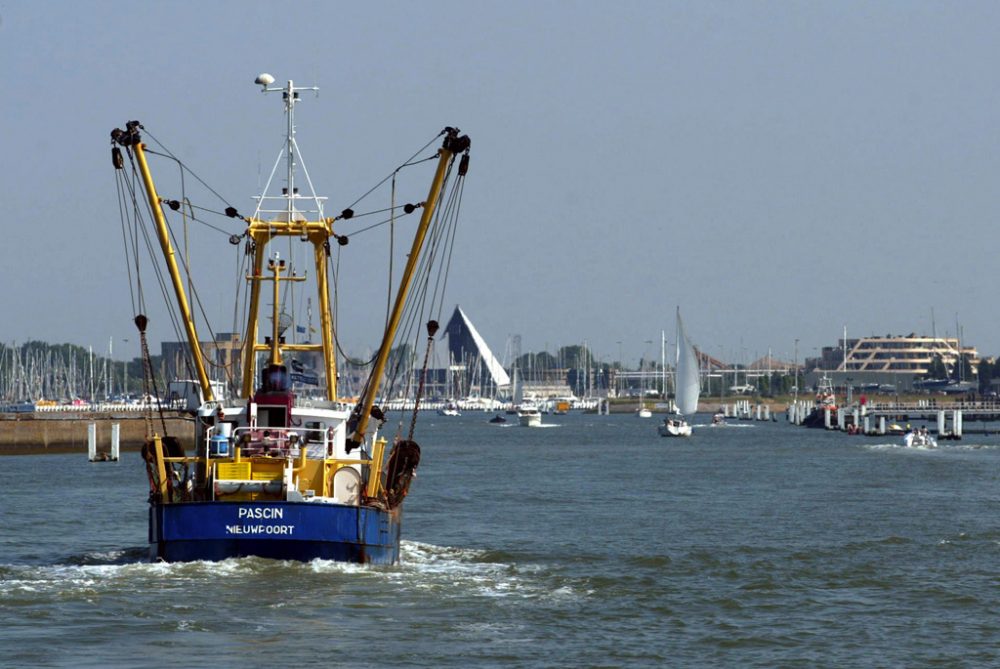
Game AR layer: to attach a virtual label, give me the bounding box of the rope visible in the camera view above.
[142,134,242,217]
[408,324,437,441]
[343,134,442,212]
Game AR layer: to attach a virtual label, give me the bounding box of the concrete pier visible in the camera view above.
[0,412,194,455]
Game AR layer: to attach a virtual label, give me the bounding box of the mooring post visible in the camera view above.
[111,423,121,461]
[87,422,97,461]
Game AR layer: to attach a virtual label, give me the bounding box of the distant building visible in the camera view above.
[161,332,243,392]
[804,334,979,391]
[746,355,799,374]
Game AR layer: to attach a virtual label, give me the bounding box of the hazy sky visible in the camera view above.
[3,1,999,367]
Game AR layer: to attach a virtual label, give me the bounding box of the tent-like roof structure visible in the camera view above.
[443,306,510,387]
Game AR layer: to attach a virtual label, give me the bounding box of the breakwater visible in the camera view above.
[0,412,195,454]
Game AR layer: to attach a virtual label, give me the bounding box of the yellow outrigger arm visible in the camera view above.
[130,134,215,403]
[348,128,470,450]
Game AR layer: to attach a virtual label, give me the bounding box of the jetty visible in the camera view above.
[787,399,1000,438]
[0,411,194,454]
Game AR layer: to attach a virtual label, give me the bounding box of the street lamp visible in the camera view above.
[616,340,623,397]
[643,339,653,397]
[794,338,799,400]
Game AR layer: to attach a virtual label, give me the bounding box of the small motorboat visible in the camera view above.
[903,428,937,448]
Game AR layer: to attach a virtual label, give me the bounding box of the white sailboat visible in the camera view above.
[659,308,699,438]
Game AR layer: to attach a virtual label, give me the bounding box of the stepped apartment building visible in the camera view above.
[805,334,979,391]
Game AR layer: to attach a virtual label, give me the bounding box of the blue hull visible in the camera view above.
[149,501,401,564]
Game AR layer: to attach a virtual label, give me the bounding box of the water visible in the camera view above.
[2,414,1000,667]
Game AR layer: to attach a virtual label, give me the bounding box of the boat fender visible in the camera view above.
[384,439,421,509]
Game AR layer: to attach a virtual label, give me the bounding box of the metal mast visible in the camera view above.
[242,74,339,401]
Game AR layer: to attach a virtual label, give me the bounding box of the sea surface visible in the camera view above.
[2,412,999,668]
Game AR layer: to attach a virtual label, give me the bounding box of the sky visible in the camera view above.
[2,1,1000,368]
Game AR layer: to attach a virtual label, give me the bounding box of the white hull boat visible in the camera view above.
[658,418,692,437]
[518,408,542,427]
[903,430,937,448]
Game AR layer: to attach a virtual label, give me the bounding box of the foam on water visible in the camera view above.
[385,540,586,601]
[863,441,999,453]
[0,539,585,606]
[693,422,757,429]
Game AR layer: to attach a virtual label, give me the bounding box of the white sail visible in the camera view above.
[674,308,700,416]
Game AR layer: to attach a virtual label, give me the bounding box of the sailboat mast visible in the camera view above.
[661,330,666,399]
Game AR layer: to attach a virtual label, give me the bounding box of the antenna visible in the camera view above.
[250,72,324,224]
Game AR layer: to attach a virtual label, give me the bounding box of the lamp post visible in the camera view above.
[794,338,799,401]
[616,340,622,397]
[122,338,129,400]
[643,339,653,399]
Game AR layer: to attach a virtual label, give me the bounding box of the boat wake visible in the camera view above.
[863,442,1000,453]
[313,540,584,600]
[0,541,585,605]
[692,422,756,429]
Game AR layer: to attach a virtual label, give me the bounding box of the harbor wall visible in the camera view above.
[0,413,196,455]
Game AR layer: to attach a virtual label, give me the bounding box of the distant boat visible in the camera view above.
[903,428,937,448]
[658,308,699,438]
[437,401,461,417]
[801,374,837,428]
[914,379,976,394]
[518,400,542,427]
[636,404,652,419]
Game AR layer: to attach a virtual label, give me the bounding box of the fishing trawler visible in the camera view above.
[109,74,470,563]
